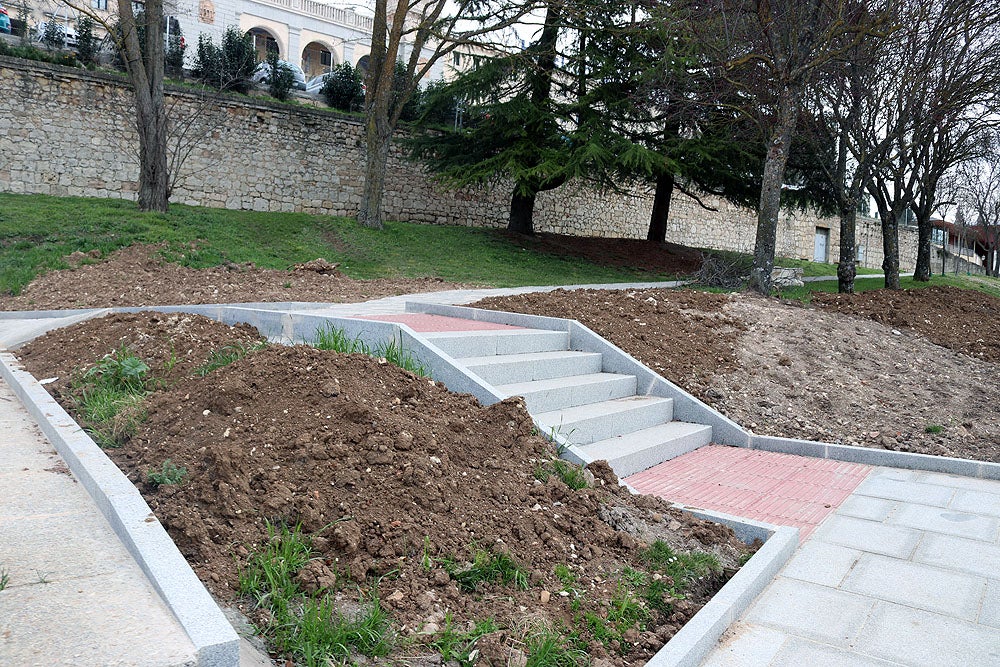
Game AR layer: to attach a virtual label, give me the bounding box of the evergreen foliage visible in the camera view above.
[76,18,99,67]
[265,51,295,101]
[191,27,257,94]
[320,62,364,111]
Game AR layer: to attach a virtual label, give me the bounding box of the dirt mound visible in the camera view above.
[471,289,745,401]
[810,286,1000,361]
[18,314,753,665]
[0,244,467,310]
[472,288,1000,463]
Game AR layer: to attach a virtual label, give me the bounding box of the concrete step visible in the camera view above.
[460,350,603,385]
[581,421,713,477]
[423,329,569,358]
[535,395,673,445]
[496,373,637,413]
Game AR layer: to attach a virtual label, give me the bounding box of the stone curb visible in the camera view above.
[750,435,1000,480]
[0,353,240,667]
[647,515,798,667]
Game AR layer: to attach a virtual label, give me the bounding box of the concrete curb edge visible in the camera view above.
[751,435,1000,480]
[648,514,798,667]
[0,353,240,667]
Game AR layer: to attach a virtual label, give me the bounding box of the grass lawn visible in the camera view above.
[775,274,1000,301]
[0,193,674,295]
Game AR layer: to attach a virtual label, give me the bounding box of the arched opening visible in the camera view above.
[247,27,280,61]
[356,54,370,76]
[301,41,334,78]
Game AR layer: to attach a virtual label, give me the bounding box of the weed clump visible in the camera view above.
[238,522,393,666]
[72,345,151,447]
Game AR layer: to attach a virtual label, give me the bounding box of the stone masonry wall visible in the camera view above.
[0,56,920,271]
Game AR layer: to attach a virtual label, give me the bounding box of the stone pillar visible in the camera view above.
[287,27,301,66]
[343,42,354,66]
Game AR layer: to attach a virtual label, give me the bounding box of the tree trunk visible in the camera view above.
[837,205,857,293]
[646,171,674,243]
[913,214,933,281]
[749,87,799,295]
[880,213,901,289]
[118,0,168,213]
[135,102,169,212]
[509,187,537,235]
[358,116,393,229]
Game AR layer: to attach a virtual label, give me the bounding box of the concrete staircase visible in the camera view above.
[423,327,712,477]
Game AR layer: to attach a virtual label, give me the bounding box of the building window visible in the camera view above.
[321,51,332,66]
[453,52,461,66]
[91,0,108,9]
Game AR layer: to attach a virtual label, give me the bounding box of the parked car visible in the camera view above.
[305,72,334,96]
[252,60,307,91]
[0,6,12,35]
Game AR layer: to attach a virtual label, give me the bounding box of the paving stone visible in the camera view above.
[745,578,876,647]
[700,623,788,666]
[779,541,862,588]
[888,503,1000,542]
[0,511,133,587]
[868,467,922,482]
[835,495,898,522]
[0,572,196,667]
[810,515,922,559]
[770,637,904,667]
[916,471,1000,494]
[842,553,987,621]
[853,477,955,506]
[950,489,1000,518]
[979,579,1000,628]
[856,602,1000,667]
[914,533,1000,580]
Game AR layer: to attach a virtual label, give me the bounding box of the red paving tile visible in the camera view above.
[353,314,525,332]
[625,445,871,542]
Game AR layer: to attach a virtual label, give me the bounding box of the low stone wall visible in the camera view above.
[0,56,922,270]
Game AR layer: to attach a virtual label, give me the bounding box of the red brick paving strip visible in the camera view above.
[625,446,871,541]
[354,314,525,332]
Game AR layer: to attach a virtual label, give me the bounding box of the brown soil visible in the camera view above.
[18,313,753,666]
[810,286,1000,361]
[471,288,1000,463]
[0,244,468,311]
[503,233,704,276]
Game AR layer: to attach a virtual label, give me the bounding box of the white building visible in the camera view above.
[28,0,444,80]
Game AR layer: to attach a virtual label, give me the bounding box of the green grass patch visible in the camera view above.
[309,323,428,376]
[442,549,529,593]
[0,192,674,297]
[773,273,1000,301]
[429,615,500,666]
[238,522,392,666]
[925,424,944,434]
[193,341,268,377]
[71,345,152,447]
[523,626,590,667]
[535,459,590,490]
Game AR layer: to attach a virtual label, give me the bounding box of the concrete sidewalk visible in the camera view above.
[685,463,1000,666]
[0,378,198,667]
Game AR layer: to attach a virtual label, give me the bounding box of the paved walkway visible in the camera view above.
[0,378,197,666]
[628,446,871,541]
[630,447,1000,666]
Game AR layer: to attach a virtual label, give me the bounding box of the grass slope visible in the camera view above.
[0,193,670,295]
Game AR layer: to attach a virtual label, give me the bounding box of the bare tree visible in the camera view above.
[811,14,902,293]
[62,0,169,212]
[907,1,1000,281]
[686,0,893,294]
[957,135,1000,275]
[358,0,541,229]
